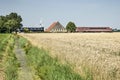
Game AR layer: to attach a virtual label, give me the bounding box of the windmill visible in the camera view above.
[39,20,44,31]
[40,20,43,27]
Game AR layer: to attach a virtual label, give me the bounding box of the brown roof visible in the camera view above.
[76,27,112,32]
[45,22,57,32]
[46,21,65,32]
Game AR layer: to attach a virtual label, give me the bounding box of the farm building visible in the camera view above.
[20,27,44,32]
[76,27,112,32]
[45,21,67,32]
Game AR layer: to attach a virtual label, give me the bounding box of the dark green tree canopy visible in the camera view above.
[66,21,76,32]
[0,12,22,33]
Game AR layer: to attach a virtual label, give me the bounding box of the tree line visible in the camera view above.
[0,12,22,33]
[0,12,77,33]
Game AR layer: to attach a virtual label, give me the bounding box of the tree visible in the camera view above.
[0,12,23,33]
[4,19,18,33]
[23,28,30,33]
[0,16,7,33]
[66,21,76,32]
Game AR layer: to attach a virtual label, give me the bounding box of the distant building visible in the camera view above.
[45,21,66,32]
[76,27,112,32]
[20,27,44,32]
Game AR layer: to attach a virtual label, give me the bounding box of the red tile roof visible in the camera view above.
[45,22,58,32]
[76,27,112,32]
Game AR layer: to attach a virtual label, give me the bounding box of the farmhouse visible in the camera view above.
[20,27,44,32]
[76,27,112,32]
[45,21,66,32]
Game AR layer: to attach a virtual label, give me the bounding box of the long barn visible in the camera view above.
[76,27,112,32]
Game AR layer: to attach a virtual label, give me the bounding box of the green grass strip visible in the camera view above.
[0,34,19,80]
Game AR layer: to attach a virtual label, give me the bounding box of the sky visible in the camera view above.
[0,0,120,29]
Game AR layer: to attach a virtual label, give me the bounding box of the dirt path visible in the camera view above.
[14,38,34,80]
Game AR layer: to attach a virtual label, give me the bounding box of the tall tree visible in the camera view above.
[0,12,23,33]
[7,13,23,32]
[4,19,18,33]
[66,21,76,32]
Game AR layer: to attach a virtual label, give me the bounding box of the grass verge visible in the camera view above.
[0,34,19,80]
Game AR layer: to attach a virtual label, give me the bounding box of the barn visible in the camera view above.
[45,21,66,32]
[76,27,112,32]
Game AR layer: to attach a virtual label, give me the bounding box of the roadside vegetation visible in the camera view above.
[18,36,82,80]
[21,33,120,80]
[0,34,19,80]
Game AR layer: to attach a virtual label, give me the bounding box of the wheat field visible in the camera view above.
[20,33,120,80]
